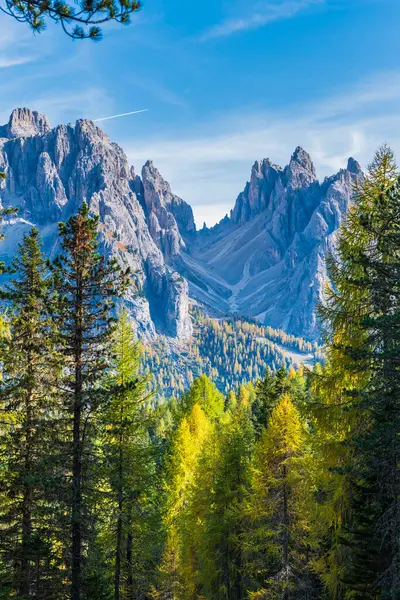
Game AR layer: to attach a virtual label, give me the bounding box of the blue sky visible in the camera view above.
[1,0,400,226]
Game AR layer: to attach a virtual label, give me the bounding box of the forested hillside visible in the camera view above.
[142,308,323,397]
[0,145,399,600]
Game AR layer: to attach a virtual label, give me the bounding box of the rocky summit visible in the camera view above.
[0,108,362,342]
[175,147,362,339]
[0,108,192,341]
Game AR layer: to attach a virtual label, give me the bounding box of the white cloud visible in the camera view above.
[0,56,36,69]
[0,20,40,68]
[123,70,400,227]
[200,0,323,40]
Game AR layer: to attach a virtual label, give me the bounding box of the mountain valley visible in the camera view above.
[0,108,359,394]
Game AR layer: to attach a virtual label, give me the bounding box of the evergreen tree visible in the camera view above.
[1,0,141,39]
[0,228,62,598]
[50,202,129,600]
[319,145,400,598]
[195,403,254,599]
[101,310,157,600]
[252,368,289,437]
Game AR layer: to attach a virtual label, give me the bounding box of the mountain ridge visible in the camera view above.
[0,107,362,342]
[0,108,192,341]
[173,146,362,339]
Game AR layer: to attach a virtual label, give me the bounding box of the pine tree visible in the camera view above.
[1,0,141,40]
[0,228,62,598]
[319,145,400,598]
[50,203,129,600]
[251,368,289,438]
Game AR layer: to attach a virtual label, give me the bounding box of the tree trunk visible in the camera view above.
[71,277,83,600]
[20,385,33,599]
[114,421,124,600]
[282,464,289,600]
[71,382,82,600]
[126,501,134,600]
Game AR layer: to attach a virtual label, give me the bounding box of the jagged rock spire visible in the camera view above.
[290,146,316,175]
[3,108,51,139]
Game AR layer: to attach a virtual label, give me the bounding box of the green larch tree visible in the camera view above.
[101,309,156,600]
[246,395,316,600]
[195,403,254,600]
[159,401,212,599]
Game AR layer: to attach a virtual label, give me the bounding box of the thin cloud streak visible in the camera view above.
[93,109,148,122]
[0,56,36,69]
[200,0,323,40]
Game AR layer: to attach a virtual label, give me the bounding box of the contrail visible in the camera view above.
[93,109,148,122]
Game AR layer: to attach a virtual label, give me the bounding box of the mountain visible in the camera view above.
[0,108,192,341]
[174,148,362,339]
[0,108,362,346]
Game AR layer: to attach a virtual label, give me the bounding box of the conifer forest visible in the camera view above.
[0,145,399,600]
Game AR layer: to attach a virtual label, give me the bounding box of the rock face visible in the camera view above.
[0,108,192,341]
[0,108,51,139]
[0,107,362,343]
[176,148,362,340]
[140,160,195,260]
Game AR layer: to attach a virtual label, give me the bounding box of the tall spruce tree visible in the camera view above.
[50,202,129,600]
[101,310,155,600]
[0,228,62,598]
[251,368,289,438]
[320,145,400,598]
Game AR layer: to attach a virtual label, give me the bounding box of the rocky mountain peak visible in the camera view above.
[231,148,319,226]
[0,106,364,344]
[0,107,193,342]
[347,156,362,175]
[2,108,51,139]
[186,149,363,340]
[251,160,262,175]
[289,146,316,176]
